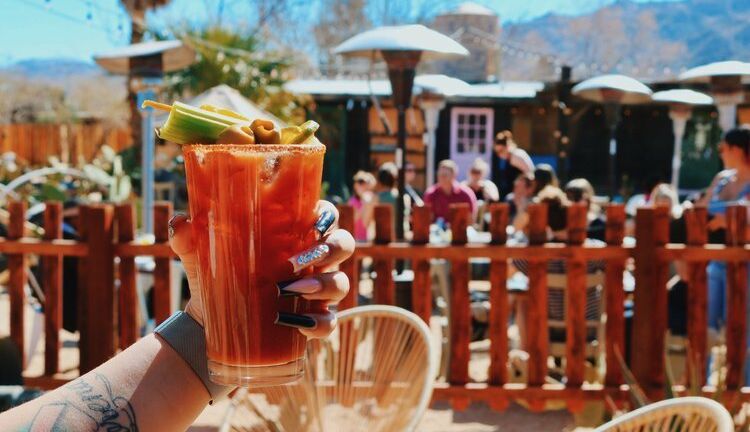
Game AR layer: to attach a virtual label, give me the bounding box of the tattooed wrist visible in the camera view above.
[27,373,138,431]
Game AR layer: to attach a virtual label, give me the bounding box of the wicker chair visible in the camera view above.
[595,397,734,432]
[221,305,436,432]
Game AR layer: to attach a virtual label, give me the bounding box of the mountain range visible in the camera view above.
[503,0,750,79]
[3,0,750,83]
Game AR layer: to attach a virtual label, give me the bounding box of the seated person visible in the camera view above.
[511,186,606,350]
[564,178,605,241]
[424,159,477,223]
[462,158,500,204]
[506,172,535,231]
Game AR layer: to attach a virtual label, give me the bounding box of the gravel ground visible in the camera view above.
[188,398,580,431]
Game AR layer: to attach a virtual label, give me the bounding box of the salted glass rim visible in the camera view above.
[182,143,325,154]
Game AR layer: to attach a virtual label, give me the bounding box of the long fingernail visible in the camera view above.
[277,278,321,297]
[315,210,336,238]
[168,213,186,239]
[275,312,316,329]
[289,244,330,273]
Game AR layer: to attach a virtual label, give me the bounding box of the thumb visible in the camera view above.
[169,213,199,293]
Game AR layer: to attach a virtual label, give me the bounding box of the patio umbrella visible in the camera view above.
[679,60,750,132]
[572,74,653,196]
[334,25,469,241]
[94,40,196,234]
[652,90,713,190]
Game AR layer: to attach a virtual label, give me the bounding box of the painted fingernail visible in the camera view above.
[277,278,321,297]
[168,213,185,239]
[289,244,330,273]
[315,210,336,237]
[275,312,316,329]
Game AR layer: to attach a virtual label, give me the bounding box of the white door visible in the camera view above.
[449,107,494,181]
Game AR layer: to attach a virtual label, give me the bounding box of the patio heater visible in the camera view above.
[94,40,196,234]
[572,74,652,196]
[651,89,713,190]
[334,25,469,241]
[679,61,750,133]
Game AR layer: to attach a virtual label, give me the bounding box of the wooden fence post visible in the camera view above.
[42,202,63,376]
[373,205,394,305]
[604,204,626,388]
[77,206,89,368]
[336,204,358,311]
[411,205,432,324]
[526,203,549,400]
[632,206,669,397]
[684,207,708,386]
[116,203,138,349]
[488,203,509,411]
[8,200,27,366]
[153,202,173,325]
[565,203,588,412]
[725,205,748,390]
[449,203,471,411]
[80,205,115,373]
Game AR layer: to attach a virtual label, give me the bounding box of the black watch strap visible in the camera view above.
[154,311,231,403]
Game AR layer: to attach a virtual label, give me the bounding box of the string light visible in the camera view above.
[16,0,112,32]
[85,0,93,22]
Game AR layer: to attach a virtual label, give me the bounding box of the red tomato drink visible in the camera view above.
[183,143,325,386]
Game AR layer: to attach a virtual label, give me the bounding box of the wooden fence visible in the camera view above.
[0,124,131,165]
[1,200,749,413]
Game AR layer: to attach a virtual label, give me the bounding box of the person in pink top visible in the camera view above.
[423,160,478,222]
[348,170,375,241]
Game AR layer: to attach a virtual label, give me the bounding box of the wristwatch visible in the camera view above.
[154,311,231,403]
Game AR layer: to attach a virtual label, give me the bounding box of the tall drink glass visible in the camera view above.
[183,143,325,386]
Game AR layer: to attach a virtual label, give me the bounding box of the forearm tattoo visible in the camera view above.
[26,373,138,431]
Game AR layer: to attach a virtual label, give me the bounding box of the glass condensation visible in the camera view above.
[183,144,326,386]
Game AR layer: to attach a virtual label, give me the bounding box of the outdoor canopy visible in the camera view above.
[333,24,470,60]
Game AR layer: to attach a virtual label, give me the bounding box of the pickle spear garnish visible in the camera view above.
[280,120,320,144]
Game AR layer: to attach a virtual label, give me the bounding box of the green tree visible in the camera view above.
[164,27,309,123]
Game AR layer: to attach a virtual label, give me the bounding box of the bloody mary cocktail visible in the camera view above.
[183,143,325,386]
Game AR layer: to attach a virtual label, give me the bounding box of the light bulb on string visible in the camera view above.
[85,1,93,24]
[44,0,52,10]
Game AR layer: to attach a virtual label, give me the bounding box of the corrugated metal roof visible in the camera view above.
[284,77,544,100]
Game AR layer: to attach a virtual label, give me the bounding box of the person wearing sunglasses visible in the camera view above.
[349,171,376,242]
[491,130,535,201]
[462,158,499,204]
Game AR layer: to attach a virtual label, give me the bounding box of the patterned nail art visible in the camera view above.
[315,210,336,237]
[289,244,330,273]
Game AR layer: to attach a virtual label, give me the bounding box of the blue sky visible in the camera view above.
[0,0,680,65]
